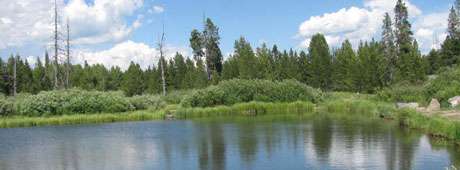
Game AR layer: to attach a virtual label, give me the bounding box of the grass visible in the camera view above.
[0,110,166,128]
[395,109,460,142]
[176,101,315,119]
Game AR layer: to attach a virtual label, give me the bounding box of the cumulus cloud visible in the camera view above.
[74,41,189,70]
[297,0,446,53]
[0,0,144,49]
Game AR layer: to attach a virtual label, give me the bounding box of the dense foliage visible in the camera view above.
[181,79,322,107]
[0,89,175,117]
[425,67,460,106]
[16,90,134,116]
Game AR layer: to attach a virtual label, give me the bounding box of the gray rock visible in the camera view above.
[448,96,460,108]
[427,98,440,111]
[396,102,419,109]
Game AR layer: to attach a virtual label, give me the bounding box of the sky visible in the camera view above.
[0,0,456,70]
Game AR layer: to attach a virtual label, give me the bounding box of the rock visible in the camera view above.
[427,98,441,111]
[165,113,175,120]
[396,102,419,109]
[448,96,460,108]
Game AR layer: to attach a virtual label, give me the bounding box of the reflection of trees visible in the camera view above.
[396,129,420,170]
[312,118,333,162]
[197,123,226,170]
[238,123,258,165]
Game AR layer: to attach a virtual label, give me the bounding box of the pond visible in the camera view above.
[0,116,459,170]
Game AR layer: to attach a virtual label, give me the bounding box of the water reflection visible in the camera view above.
[0,117,458,170]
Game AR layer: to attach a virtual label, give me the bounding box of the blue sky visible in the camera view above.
[0,0,456,69]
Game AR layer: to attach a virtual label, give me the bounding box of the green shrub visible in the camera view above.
[181,79,323,107]
[377,82,427,104]
[161,90,193,104]
[425,66,460,106]
[128,95,166,110]
[0,96,14,116]
[16,89,135,116]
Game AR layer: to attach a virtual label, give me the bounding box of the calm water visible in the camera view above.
[0,116,459,170]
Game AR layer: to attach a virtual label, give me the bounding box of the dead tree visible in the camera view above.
[157,24,167,96]
[53,0,60,89]
[12,56,17,96]
[65,18,71,89]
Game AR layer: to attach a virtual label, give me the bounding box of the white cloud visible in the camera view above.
[0,0,144,49]
[151,5,165,14]
[64,0,144,45]
[297,0,445,53]
[74,41,189,70]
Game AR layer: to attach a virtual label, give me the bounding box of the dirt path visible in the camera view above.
[420,109,460,120]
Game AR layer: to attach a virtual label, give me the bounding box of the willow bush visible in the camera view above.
[16,89,135,116]
[181,79,323,107]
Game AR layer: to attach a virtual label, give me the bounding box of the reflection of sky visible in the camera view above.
[0,119,456,170]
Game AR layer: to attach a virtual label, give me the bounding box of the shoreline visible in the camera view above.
[1,100,459,146]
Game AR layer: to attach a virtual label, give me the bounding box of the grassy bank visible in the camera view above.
[0,110,165,128]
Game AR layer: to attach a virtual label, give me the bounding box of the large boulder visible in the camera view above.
[427,98,441,112]
[448,96,460,108]
[396,102,419,109]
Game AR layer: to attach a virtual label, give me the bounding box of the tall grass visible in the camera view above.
[395,109,460,141]
[176,101,315,119]
[0,110,166,128]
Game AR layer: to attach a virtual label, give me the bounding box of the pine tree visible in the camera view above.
[309,33,332,90]
[183,58,196,89]
[0,58,7,94]
[234,37,257,79]
[173,53,187,89]
[394,0,423,82]
[194,58,208,88]
[298,51,310,84]
[426,49,441,74]
[190,18,223,82]
[448,6,460,39]
[221,55,239,80]
[256,44,274,80]
[32,57,48,93]
[333,40,357,91]
[122,62,145,96]
[381,12,397,85]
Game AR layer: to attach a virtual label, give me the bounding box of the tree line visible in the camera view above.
[1,0,460,96]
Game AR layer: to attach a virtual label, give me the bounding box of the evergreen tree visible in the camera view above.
[381,12,397,85]
[32,57,47,93]
[448,6,460,39]
[145,66,160,94]
[194,58,208,88]
[298,51,310,84]
[183,58,196,89]
[17,59,34,93]
[333,40,357,91]
[0,58,7,94]
[233,37,257,79]
[426,49,442,74]
[173,53,187,89]
[440,3,460,68]
[106,66,123,91]
[256,44,274,80]
[221,55,239,80]
[309,34,332,90]
[122,62,145,96]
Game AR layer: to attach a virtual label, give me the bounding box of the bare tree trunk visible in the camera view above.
[158,26,167,96]
[13,56,16,96]
[53,0,59,90]
[65,18,70,89]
